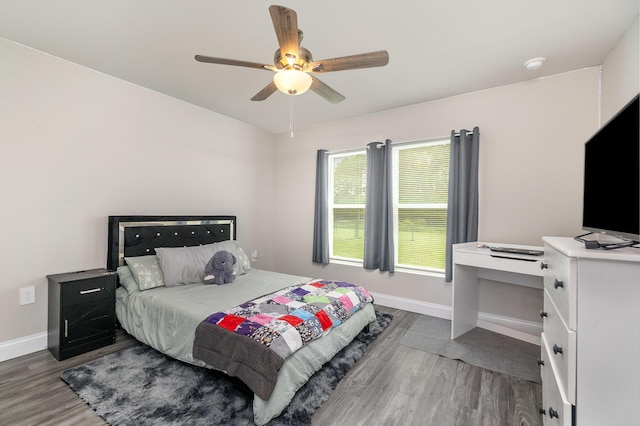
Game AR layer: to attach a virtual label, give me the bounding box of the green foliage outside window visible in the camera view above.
[396,142,449,270]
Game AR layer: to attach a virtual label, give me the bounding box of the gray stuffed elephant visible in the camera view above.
[204,250,237,285]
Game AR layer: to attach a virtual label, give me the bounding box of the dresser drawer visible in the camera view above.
[540,334,574,426]
[61,274,115,306]
[542,290,576,404]
[543,244,577,330]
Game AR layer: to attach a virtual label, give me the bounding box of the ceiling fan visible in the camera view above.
[195,5,389,103]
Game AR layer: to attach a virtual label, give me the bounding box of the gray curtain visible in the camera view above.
[312,149,329,264]
[363,140,395,272]
[445,127,480,282]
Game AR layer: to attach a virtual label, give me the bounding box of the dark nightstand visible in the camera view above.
[47,268,117,360]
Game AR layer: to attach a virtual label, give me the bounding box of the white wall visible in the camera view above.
[272,67,600,324]
[601,15,639,122]
[0,38,277,351]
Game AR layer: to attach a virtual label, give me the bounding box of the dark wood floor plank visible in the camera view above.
[0,306,542,426]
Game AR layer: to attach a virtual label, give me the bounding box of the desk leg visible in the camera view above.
[451,263,479,339]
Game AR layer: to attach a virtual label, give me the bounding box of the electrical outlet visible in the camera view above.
[251,250,258,262]
[20,286,35,305]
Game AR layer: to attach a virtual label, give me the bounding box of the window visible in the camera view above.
[328,138,450,272]
[328,150,367,261]
[393,140,450,271]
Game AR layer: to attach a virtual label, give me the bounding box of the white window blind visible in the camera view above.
[393,139,450,271]
[329,151,366,260]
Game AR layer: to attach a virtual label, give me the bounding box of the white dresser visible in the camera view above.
[540,237,640,426]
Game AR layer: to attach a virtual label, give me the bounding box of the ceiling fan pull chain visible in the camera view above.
[290,96,294,138]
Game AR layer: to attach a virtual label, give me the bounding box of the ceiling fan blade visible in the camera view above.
[195,55,274,71]
[310,76,345,104]
[251,81,278,101]
[310,50,389,73]
[269,5,300,65]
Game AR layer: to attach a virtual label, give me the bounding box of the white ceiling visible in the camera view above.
[1,1,638,134]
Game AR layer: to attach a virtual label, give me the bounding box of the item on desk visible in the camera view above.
[489,246,544,256]
[490,254,537,262]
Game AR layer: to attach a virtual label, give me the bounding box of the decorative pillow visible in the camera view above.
[155,244,217,286]
[116,265,140,294]
[124,255,165,290]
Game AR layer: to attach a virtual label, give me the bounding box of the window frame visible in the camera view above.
[326,138,450,274]
[327,149,367,263]
[391,138,450,274]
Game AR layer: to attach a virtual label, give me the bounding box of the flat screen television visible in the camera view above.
[581,94,639,247]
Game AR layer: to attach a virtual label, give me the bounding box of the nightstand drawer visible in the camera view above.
[61,275,115,306]
[542,290,576,405]
[543,244,577,330]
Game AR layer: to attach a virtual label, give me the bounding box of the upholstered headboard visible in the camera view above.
[107,215,236,271]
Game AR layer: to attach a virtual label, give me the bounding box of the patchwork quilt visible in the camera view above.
[193,280,373,400]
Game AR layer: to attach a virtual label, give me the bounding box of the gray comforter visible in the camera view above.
[115,268,376,425]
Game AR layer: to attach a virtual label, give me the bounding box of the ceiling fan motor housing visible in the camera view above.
[274,47,313,70]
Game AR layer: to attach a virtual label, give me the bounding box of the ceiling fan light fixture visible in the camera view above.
[273,69,312,95]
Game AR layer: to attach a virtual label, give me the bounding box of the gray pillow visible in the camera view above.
[155,244,217,286]
[116,265,140,294]
[155,241,252,287]
[125,255,165,290]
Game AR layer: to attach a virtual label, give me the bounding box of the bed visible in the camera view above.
[107,215,376,425]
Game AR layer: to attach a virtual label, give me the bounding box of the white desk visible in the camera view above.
[451,242,544,340]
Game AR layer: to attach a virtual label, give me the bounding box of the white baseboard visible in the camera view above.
[371,291,452,319]
[0,332,48,362]
[477,313,542,345]
[371,292,541,345]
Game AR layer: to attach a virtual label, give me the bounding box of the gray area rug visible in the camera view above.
[61,311,392,426]
[400,315,541,383]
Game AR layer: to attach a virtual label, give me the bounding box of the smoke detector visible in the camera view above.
[524,57,546,71]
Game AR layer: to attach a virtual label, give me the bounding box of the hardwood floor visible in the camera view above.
[0,306,542,426]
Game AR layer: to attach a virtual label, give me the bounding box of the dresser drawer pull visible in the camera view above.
[64,319,68,338]
[554,279,564,289]
[539,310,548,318]
[553,344,563,355]
[540,262,548,270]
[80,288,102,295]
[539,408,546,416]
[548,407,559,419]
[537,358,544,366]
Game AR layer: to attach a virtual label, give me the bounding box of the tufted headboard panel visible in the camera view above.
[107,215,236,271]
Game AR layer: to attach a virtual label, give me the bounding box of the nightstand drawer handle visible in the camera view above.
[548,407,559,419]
[554,279,564,289]
[64,319,68,338]
[540,262,548,270]
[537,358,544,366]
[80,288,102,295]
[539,310,548,318]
